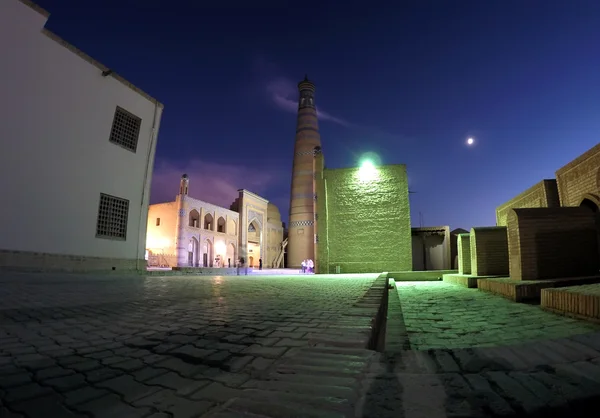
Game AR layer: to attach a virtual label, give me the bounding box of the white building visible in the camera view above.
[0,0,164,272]
[146,175,286,270]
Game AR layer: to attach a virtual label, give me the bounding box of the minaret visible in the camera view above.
[287,75,322,269]
[175,174,189,267]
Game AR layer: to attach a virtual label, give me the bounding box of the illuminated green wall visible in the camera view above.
[316,164,412,273]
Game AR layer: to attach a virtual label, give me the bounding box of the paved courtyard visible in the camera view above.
[3,273,600,417]
[394,281,600,350]
[0,272,378,418]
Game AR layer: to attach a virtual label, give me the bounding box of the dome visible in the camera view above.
[267,202,281,222]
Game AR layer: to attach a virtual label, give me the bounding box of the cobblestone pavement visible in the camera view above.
[394,281,600,350]
[370,280,600,417]
[0,272,378,418]
[6,273,600,417]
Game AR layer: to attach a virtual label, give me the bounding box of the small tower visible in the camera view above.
[179,173,189,196]
[287,75,322,269]
[175,174,189,266]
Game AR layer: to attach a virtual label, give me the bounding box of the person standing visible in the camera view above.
[238,257,245,276]
[301,259,306,273]
[259,258,263,270]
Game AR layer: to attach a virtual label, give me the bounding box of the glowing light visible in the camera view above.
[215,241,226,256]
[467,137,474,146]
[358,159,378,182]
[146,235,170,249]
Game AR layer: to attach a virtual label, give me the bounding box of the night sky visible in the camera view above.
[37,0,600,230]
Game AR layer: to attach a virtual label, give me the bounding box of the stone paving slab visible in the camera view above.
[0,272,380,418]
[541,283,600,323]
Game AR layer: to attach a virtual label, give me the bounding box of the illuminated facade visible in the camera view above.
[146,175,285,269]
[287,76,322,268]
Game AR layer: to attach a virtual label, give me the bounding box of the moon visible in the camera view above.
[466,137,474,146]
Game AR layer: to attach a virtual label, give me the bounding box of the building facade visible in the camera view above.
[0,0,163,272]
[146,175,285,269]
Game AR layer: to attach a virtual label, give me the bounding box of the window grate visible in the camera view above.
[96,193,129,240]
[109,106,142,152]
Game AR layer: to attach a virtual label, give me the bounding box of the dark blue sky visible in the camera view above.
[38,0,600,230]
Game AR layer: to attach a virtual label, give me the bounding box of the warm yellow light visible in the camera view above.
[146,235,170,249]
[215,241,226,256]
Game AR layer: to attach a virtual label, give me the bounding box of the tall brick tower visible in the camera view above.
[287,75,322,269]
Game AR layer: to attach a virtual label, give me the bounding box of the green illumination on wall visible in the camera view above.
[316,164,412,274]
[358,159,379,182]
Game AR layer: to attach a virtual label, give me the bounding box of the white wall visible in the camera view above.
[0,0,163,262]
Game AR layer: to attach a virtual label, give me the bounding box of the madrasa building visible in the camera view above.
[145,175,286,270]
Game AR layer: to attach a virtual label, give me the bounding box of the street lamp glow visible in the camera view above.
[358,159,378,181]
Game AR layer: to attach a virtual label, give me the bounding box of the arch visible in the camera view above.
[227,219,237,235]
[579,194,600,213]
[217,216,226,233]
[188,237,199,266]
[226,243,236,268]
[204,213,214,230]
[202,238,214,267]
[248,219,260,233]
[247,219,262,266]
[189,209,200,228]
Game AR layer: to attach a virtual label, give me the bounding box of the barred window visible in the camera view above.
[109,106,142,152]
[96,193,129,240]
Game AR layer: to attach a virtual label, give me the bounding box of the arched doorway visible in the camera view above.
[188,238,199,266]
[581,198,599,213]
[247,220,261,267]
[226,243,235,268]
[202,239,213,267]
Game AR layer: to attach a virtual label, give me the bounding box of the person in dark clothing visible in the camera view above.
[237,257,245,276]
[259,258,263,270]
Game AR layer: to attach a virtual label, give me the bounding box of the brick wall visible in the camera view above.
[457,233,471,274]
[0,249,144,272]
[470,227,509,276]
[507,207,599,281]
[555,143,600,207]
[317,164,412,273]
[496,179,560,226]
